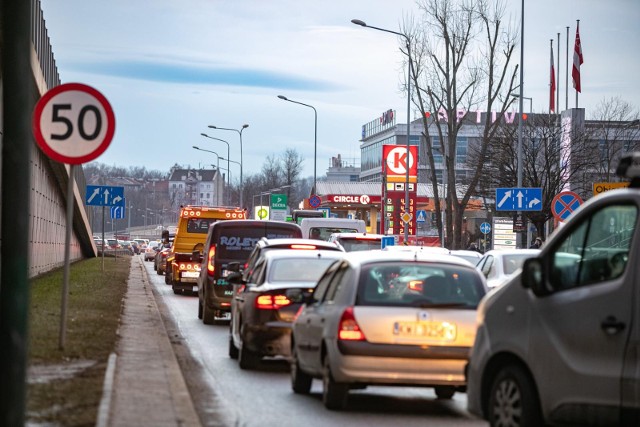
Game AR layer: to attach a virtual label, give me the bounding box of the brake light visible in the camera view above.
[255,294,292,310]
[207,245,216,276]
[338,307,366,341]
[290,244,317,250]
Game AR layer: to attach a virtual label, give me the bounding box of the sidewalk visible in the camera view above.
[99,255,202,427]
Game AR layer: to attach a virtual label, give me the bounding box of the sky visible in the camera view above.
[40,0,640,180]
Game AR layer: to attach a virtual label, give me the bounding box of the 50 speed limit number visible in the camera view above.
[33,83,115,164]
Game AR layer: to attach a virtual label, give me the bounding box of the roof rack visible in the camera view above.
[615,152,640,188]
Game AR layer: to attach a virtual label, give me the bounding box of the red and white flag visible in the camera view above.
[550,44,556,112]
[572,22,584,92]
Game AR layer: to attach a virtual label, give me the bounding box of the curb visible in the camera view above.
[96,352,117,427]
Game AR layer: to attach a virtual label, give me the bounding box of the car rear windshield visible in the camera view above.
[502,253,536,275]
[338,238,381,252]
[216,226,301,260]
[311,227,358,241]
[187,218,216,234]
[269,258,337,283]
[356,262,485,308]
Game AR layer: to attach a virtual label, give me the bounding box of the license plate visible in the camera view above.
[393,321,456,340]
[182,271,199,278]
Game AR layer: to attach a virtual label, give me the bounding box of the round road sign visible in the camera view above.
[309,195,321,208]
[32,83,115,164]
[552,191,584,221]
[480,222,491,234]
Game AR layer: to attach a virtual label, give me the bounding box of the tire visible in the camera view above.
[164,271,171,284]
[238,342,261,370]
[291,346,312,394]
[203,297,216,325]
[228,334,239,359]
[156,267,162,275]
[488,364,543,427]
[172,288,180,295]
[197,298,203,320]
[434,386,455,399]
[322,356,348,410]
[154,262,158,271]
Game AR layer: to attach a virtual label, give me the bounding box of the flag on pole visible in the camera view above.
[550,42,556,112]
[572,21,583,92]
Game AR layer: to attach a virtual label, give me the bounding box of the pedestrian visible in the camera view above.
[530,237,543,249]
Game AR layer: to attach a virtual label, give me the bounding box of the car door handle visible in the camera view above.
[235,297,244,302]
[601,316,625,335]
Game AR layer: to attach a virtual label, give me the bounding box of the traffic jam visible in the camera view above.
[139,154,640,427]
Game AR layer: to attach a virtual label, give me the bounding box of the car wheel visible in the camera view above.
[238,342,260,370]
[228,334,239,359]
[164,270,171,284]
[322,356,348,410]
[488,364,543,427]
[156,266,162,275]
[172,288,180,295]
[202,296,216,325]
[434,386,455,399]
[197,298,203,320]
[291,346,312,394]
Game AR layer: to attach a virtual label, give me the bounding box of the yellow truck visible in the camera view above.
[166,205,246,294]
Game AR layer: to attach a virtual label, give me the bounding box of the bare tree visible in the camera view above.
[281,148,304,210]
[406,0,518,248]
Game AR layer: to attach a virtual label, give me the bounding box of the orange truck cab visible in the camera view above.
[166,205,246,294]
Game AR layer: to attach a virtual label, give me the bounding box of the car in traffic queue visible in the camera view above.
[197,220,303,325]
[144,240,160,261]
[154,244,172,276]
[242,237,343,283]
[466,152,640,427]
[475,249,540,288]
[290,250,488,410]
[107,238,122,250]
[328,232,385,252]
[166,205,246,295]
[228,249,346,369]
[449,249,482,266]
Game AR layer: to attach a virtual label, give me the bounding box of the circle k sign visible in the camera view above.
[385,146,415,175]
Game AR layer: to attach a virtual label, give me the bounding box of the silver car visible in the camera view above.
[290,250,488,410]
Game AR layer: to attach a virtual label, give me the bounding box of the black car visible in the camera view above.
[228,249,345,369]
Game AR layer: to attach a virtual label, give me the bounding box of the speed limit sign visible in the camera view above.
[32,83,115,164]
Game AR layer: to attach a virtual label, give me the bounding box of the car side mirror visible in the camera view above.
[227,271,244,285]
[286,288,313,304]
[522,258,548,296]
[227,262,241,272]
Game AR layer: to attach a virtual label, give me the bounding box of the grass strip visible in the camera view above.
[27,256,131,426]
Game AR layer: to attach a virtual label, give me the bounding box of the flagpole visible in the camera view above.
[550,39,554,113]
[575,19,580,108]
[565,26,569,110]
[557,33,560,113]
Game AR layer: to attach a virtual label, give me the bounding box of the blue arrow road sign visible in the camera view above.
[110,206,125,219]
[495,187,542,211]
[480,222,491,234]
[86,185,125,206]
[416,210,427,223]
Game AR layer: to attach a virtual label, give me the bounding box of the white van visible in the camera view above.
[466,152,640,426]
[299,218,365,240]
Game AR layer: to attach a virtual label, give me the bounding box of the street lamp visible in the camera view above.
[200,133,231,196]
[352,18,413,243]
[510,93,532,114]
[208,124,249,208]
[277,95,318,193]
[193,146,221,206]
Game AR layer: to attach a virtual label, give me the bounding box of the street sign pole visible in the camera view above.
[59,165,75,349]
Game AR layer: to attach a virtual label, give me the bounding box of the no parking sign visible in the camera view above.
[552,191,583,221]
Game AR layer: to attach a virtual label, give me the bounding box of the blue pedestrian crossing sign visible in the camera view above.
[416,210,427,223]
[110,205,125,219]
[495,187,542,211]
[480,222,491,234]
[86,185,125,206]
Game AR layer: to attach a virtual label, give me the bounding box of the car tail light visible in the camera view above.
[338,307,366,341]
[290,244,317,250]
[207,245,216,276]
[255,294,292,310]
[161,252,168,258]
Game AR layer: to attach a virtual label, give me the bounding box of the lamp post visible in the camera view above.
[193,146,221,206]
[277,95,317,193]
[510,93,533,114]
[352,18,412,243]
[200,133,231,199]
[208,124,249,208]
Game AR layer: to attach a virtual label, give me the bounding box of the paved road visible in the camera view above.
[143,259,489,427]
